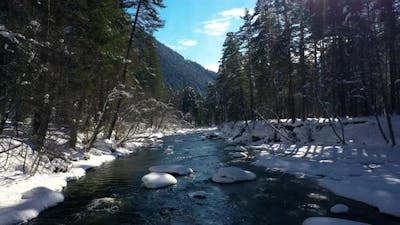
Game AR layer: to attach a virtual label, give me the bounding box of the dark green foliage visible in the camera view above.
[205,0,400,128]
[177,86,206,126]
[0,0,167,150]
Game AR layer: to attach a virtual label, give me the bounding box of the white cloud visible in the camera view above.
[204,63,220,72]
[178,39,197,47]
[167,44,186,51]
[196,18,231,36]
[196,8,249,36]
[167,39,198,51]
[219,8,246,18]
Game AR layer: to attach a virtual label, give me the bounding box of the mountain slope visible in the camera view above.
[156,40,217,94]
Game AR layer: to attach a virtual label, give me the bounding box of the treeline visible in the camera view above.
[0,0,180,154]
[205,0,400,125]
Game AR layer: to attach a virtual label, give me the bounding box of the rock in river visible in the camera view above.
[188,191,207,199]
[303,217,370,225]
[149,165,193,176]
[142,172,177,189]
[330,204,349,214]
[212,166,256,184]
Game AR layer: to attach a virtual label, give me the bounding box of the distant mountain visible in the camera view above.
[156,40,217,95]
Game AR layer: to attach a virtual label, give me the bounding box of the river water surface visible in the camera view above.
[27,132,400,225]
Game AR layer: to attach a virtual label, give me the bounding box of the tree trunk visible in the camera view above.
[283,0,295,123]
[106,0,142,138]
[0,101,9,134]
[299,12,307,121]
[32,99,51,152]
[247,65,255,121]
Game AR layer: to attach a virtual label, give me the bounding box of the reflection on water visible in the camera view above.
[27,133,400,225]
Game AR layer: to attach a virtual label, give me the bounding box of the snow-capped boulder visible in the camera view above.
[212,167,256,183]
[188,191,207,199]
[303,217,370,225]
[229,152,248,159]
[22,187,63,201]
[0,187,65,225]
[224,146,247,152]
[330,204,349,214]
[149,165,193,176]
[142,172,177,189]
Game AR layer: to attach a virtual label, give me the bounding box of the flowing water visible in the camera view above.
[27,133,400,225]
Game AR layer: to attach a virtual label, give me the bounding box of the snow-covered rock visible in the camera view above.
[142,172,177,189]
[303,217,370,225]
[224,145,247,152]
[212,167,256,183]
[330,204,349,214]
[188,191,207,199]
[21,187,63,201]
[149,165,193,176]
[0,187,64,225]
[229,152,248,159]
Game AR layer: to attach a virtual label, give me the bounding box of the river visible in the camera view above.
[27,132,400,225]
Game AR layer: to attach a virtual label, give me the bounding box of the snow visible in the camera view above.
[252,145,400,216]
[330,204,349,214]
[303,217,370,225]
[141,172,177,189]
[0,31,19,44]
[0,187,64,225]
[0,128,203,225]
[220,116,400,217]
[212,166,256,183]
[149,165,193,176]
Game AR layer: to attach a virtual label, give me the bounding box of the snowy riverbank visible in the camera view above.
[0,128,211,225]
[218,116,400,218]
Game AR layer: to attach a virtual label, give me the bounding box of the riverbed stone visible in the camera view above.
[212,166,256,183]
[149,165,193,176]
[303,217,370,225]
[330,204,349,214]
[188,191,207,199]
[224,146,247,152]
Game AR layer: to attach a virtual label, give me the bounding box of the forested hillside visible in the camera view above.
[206,0,400,124]
[156,40,216,94]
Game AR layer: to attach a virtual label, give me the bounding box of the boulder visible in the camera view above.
[224,146,247,152]
[330,204,349,214]
[142,172,177,189]
[303,217,370,225]
[149,165,193,176]
[188,191,207,199]
[212,166,256,183]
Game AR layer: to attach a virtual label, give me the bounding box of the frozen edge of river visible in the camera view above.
[217,117,400,218]
[0,128,214,225]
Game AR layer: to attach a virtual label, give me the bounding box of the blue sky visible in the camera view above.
[154,0,256,72]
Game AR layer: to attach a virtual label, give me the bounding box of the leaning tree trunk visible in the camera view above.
[106,0,143,139]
